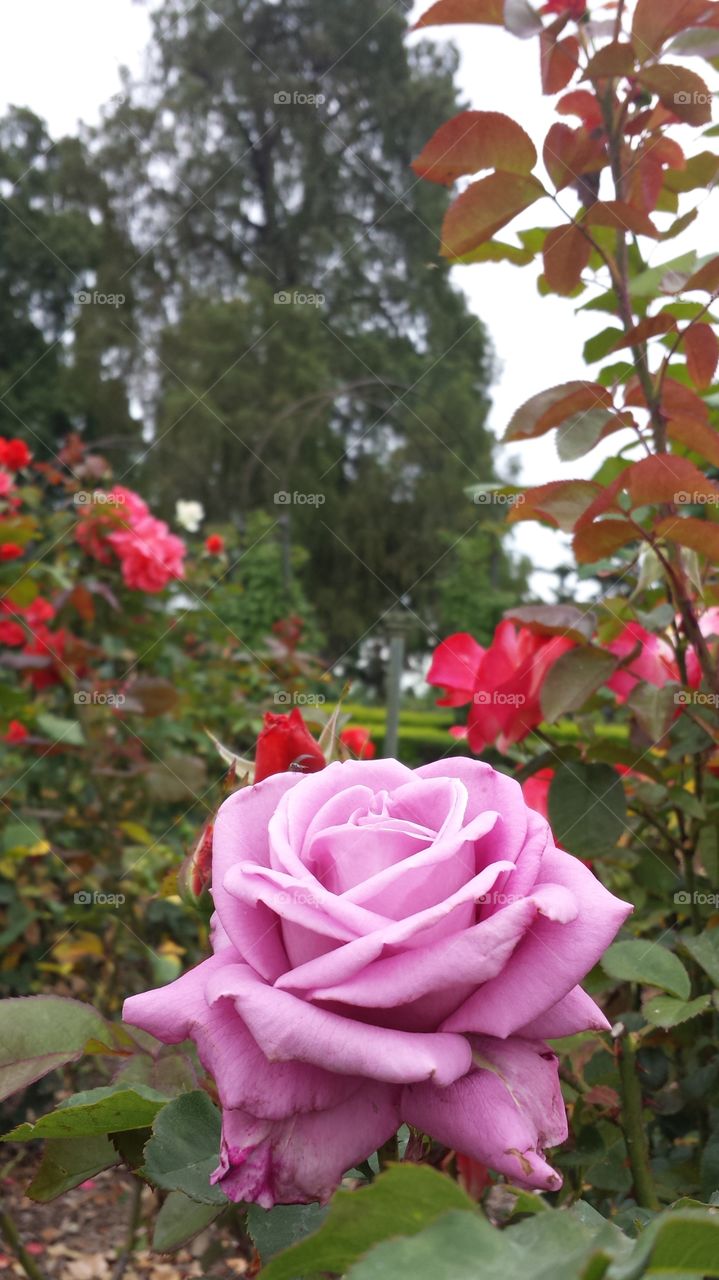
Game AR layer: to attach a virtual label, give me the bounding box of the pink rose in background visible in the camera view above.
[76,485,185,592]
[124,758,630,1207]
[605,622,678,704]
[428,623,574,752]
[686,607,719,690]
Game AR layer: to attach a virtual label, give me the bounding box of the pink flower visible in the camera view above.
[686,607,719,690]
[0,472,12,498]
[108,514,185,592]
[124,758,630,1207]
[606,623,678,704]
[428,624,575,753]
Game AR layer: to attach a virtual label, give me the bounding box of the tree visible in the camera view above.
[95,0,526,656]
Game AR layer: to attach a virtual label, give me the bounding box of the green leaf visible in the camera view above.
[602,940,691,999]
[36,712,85,746]
[260,1164,474,1280]
[540,648,617,722]
[3,1085,168,1142]
[548,763,627,858]
[346,1210,514,1280]
[0,996,109,1102]
[142,1090,226,1205]
[642,994,712,1029]
[627,682,678,742]
[612,1209,719,1278]
[26,1135,119,1203]
[683,930,719,986]
[248,1202,328,1261]
[153,1190,224,1252]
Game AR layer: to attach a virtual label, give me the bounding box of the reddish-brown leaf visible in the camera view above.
[543,224,591,294]
[440,172,545,257]
[655,515,719,563]
[632,0,719,59]
[583,200,659,237]
[504,604,597,642]
[584,41,637,79]
[684,323,719,389]
[638,66,713,126]
[573,519,640,563]
[412,111,537,186]
[668,417,719,467]
[506,479,600,531]
[686,257,719,293]
[610,313,677,351]
[661,378,711,423]
[543,122,606,191]
[557,90,604,130]
[627,454,719,507]
[541,32,580,95]
[413,0,504,28]
[504,381,613,442]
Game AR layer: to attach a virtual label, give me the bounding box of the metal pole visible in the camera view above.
[384,606,411,758]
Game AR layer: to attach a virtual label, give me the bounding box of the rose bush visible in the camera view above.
[124,755,630,1207]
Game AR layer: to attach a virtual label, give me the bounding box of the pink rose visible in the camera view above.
[606,622,678,703]
[428,624,575,752]
[108,514,185,592]
[123,758,630,1207]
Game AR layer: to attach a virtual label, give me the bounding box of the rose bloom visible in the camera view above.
[108,515,186,593]
[4,719,29,744]
[254,709,326,783]
[124,757,630,1207]
[428,623,574,753]
[0,437,31,470]
[606,622,678,704]
[340,726,376,760]
[205,533,225,555]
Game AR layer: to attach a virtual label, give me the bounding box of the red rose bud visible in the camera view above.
[4,719,29,745]
[340,726,376,760]
[178,820,214,913]
[254,708,326,783]
[205,533,225,555]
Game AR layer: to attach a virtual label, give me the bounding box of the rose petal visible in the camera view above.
[307,885,576,1013]
[123,952,362,1120]
[516,984,611,1038]
[441,847,631,1037]
[212,1083,400,1207]
[416,760,529,869]
[212,774,303,979]
[402,1036,567,1191]
[275,858,516,997]
[427,632,484,706]
[206,962,473,1086]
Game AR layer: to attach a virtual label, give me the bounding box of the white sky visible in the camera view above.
[2,0,717,595]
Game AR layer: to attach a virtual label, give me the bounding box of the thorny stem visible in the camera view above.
[616,1030,660,1211]
[0,1210,50,1280]
[110,1178,143,1280]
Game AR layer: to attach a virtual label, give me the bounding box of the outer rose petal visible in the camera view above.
[212,773,304,980]
[205,962,473,1086]
[427,632,485,706]
[515,984,611,1038]
[212,1084,400,1207]
[441,846,631,1037]
[402,1036,567,1191]
[122,952,362,1120]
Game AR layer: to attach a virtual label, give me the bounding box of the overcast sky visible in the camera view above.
[2,0,717,595]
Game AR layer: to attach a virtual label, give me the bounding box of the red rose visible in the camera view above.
[0,438,32,470]
[254,708,326,783]
[428,622,575,753]
[205,534,225,555]
[340,726,377,760]
[0,543,23,561]
[0,620,25,646]
[541,0,586,16]
[4,719,29,744]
